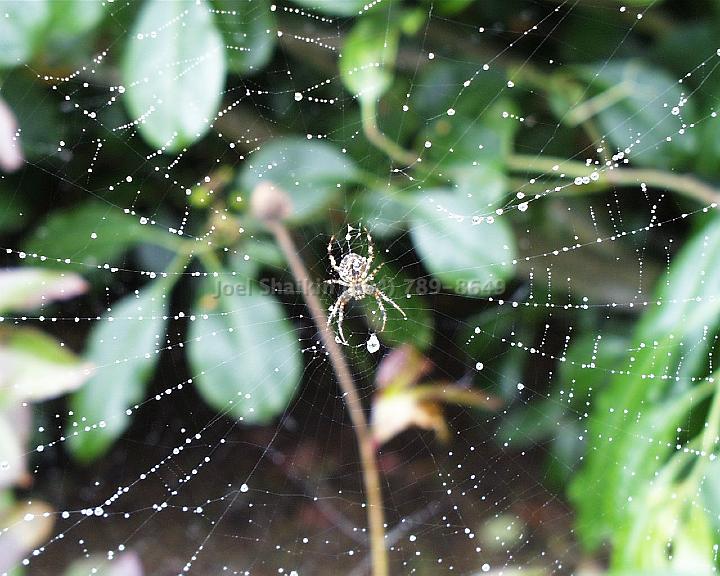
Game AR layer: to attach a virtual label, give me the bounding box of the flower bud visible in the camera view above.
[250,181,293,222]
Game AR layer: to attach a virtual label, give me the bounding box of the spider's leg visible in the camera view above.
[372,290,388,332]
[364,227,375,272]
[377,289,407,318]
[366,261,385,282]
[327,289,348,325]
[327,235,341,274]
[324,279,349,286]
[336,296,351,346]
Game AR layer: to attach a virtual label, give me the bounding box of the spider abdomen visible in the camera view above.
[339,253,368,282]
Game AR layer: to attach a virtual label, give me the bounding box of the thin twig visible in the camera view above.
[262,212,389,576]
[347,500,444,576]
[507,154,720,206]
[361,101,418,167]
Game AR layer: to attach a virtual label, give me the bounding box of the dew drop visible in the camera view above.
[367,333,380,353]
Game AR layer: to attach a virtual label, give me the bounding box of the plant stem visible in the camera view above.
[266,220,389,576]
[507,154,720,206]
[361,101,417,167]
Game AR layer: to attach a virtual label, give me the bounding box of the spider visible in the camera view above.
[325,227,406,346]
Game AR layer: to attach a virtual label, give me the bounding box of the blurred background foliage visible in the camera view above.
[2,0,720,574]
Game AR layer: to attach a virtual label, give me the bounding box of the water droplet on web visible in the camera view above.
[475,362,484,371]
[367,333,380,353]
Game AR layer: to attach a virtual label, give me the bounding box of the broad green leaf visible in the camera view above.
[188,277,302,423]
[420,101,518,203]
[0,326,92,405]
[47,0,104,39]
[410,189,516,295]
[24,201,175,269]
[575,60,695,168]
[349,189,409,238]
[422,0,473,15]
[67,285,169,462]
[229,236,284,280]
[413,63,507,121]
[290,0,365,16]
[571,215,720,551]
[213,0,276,75]
[0,268,87,313]
[340,15,399,105]
[613,478,715,572]
[123,0,226,152]
[700,458,720,551]
[240,137,357,223]
[0,1,49,68]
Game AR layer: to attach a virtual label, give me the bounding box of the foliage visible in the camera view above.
[0,269,91,574]
[2,0,720,573]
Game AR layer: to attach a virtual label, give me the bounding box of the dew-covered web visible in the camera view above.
[1,0,720,575]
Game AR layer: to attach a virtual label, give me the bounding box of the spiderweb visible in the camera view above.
[1,1,719,575]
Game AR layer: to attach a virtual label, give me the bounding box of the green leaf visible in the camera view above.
[409,189,516,295]
[240,137,357,223]
[188,276,302,423]
[289,0,365,16]
[231,236,284,280]
[422,0,473,15]
[570,215,720,551]
[420,101,518,203]
[67,285,169,462]
[575,60,695,168]
[24,201,175,270]
[425,112,515,209]
[0,326,92,405]
[212,0,276,75]
[413,62,507,121]
[122,0,226,152]
[340,15,399,105]
[349,189,409,238]
[612,475,716,572]
[0,1,49,68]
[47,0,105,40]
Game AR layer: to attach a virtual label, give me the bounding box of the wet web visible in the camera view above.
[1,1,720,575]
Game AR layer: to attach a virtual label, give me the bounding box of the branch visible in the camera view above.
[251,182,389,576]
[507,154,720,206]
